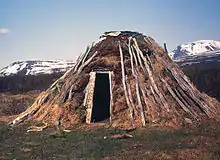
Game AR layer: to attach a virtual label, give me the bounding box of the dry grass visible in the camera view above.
[0,91,39,117]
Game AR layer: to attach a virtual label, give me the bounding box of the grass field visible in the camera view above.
[0,121,220,160]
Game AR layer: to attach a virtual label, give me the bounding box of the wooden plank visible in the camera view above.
[85,72,96,124]
[109,71,114,124]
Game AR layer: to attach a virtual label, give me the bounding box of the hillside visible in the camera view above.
[176,54,220,100]
[170,41,220,100]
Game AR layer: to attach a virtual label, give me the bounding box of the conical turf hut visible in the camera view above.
[11,31,218,129]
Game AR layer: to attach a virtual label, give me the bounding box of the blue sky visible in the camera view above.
[0,0,220,68]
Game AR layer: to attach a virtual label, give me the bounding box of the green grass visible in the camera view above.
[0,121,220,160]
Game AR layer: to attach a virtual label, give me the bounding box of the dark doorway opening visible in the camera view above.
[91,73,110,122]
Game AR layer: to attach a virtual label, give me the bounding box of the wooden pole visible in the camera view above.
[119,43,134,128]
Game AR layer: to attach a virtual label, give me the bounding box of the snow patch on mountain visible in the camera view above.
[0,60,75,77]
[170,40,220,60]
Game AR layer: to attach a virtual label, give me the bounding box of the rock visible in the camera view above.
[184,118,192,124]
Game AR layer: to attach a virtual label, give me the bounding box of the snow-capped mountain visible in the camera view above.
[170,40,220,60]
[0,60,75,77]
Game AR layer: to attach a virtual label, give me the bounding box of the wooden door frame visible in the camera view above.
[84,71,113,124]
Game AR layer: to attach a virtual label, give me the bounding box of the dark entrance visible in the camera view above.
[91,73,110,122]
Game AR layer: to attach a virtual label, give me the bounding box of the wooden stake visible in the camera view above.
[77,51,98,74]
[164,43,168,53]
[119,43,134,128]
[126,76,137,115]
[128,41,146,126]
[133,38,170,112]
[161,78,195,119]
[74,44,91,72]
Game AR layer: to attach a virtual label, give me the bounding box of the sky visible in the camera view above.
[0,0,220,68]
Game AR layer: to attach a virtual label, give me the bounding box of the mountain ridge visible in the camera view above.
[0,60,75,77]
[170,40,220,60]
